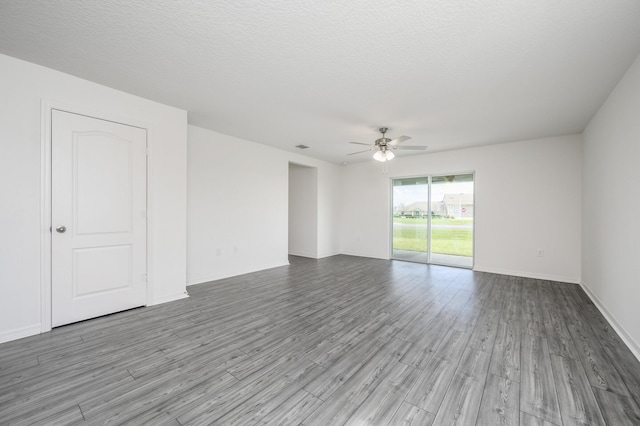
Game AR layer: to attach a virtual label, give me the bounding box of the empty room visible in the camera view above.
[1,1,640,425]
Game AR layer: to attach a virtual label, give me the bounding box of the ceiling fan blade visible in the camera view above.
[388,135,411,146]
[347,149,373,155]
[349,141,372,146]
[394,145,427,150]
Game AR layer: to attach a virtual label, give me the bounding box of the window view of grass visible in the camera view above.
[393,218,473,257]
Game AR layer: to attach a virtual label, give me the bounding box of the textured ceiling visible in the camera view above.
[1,1,640,163]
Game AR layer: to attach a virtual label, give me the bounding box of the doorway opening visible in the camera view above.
[391,173,474,268]
[288,163,318,258]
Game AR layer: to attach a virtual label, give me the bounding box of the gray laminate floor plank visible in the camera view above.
[520,334,562,425]
[568,322,631,397]
[188,358,320,426]
[302,324,397,400]
[430,346,491,425]
[477,373,520,425]
[0,368,134,425]
[0,255,638,425]
[256,389,324,426]
[522,280,546,337]
[387,401,435,425]
[552,283,587,327]
[302,338,412,426]
[538,281,579,359]
[489,320,521,382]
[19,405,85,426]
[596,335,640,411]
[343,361,419,425]
[467,276,503,352]
[403,328,470,412]
[467,302,501,352]
[550,354,606,426]
[175,349,321,425]
[397,290,470,370]
[520,411,559,426]
[592,387,640,426]
[501,275,523,324]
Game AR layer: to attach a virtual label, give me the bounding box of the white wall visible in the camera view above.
[583,52,640,356]
[339,135,583,283]
[289,164,318,258]
[0,54,188,343]
[187,125,340,285]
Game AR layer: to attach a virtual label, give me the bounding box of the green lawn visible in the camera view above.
[393,220,473,257]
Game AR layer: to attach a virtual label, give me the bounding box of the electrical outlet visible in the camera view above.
[216,248,222,256]
[233,246,238,254]
[537,249,544,257]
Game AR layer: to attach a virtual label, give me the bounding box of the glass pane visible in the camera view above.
[392,178,428,263]
[429,174,474,267]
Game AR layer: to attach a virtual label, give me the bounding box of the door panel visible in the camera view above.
[74,245,132,296]
[430,174,474,268]
[392,177,429,263]
[75,133,133,235]
[52,110,147,327]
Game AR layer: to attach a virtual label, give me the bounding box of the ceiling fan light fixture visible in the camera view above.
[373,151,386,162]
[373,150,394,162]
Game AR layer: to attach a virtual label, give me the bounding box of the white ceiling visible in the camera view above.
[1,1,640,163]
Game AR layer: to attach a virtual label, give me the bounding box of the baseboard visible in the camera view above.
[338,251,390,261]
[187,262,290,286]
[147,292,189,306]
[316,251,341,259]
[473,266,580,284]
[288,251,342,259]
[580,281,640,362]
[288,250,317,258]
[0,324,41,344]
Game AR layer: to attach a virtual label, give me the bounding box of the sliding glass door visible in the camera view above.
[430,174,474,267]
[391,177,429,263]
[392,173,474,268]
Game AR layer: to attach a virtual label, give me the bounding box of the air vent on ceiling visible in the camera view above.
[295,144,309,149]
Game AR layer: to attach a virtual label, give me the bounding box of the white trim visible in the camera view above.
[187,262,290,286]
[316,252,341,259]
[580,281,640,362]
[0,324,42,345]
[40,101,53,332]
[287,251,341,259]
[337,251,390,261]
[40,99,154,333]
[472,265,580,284]
[147,292,190,306]
[287,250,318,258]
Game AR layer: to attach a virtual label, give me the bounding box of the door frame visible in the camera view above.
[389,171,476,269]
[40,100,153,332]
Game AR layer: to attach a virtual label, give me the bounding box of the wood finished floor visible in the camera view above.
[1,255,640,425]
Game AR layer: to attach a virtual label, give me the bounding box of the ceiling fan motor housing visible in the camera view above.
[375,137,391,150]
[376,127,391,150]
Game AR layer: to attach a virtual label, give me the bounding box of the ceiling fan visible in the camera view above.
[348,127,427,162]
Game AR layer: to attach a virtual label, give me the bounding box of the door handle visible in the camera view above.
[55,226,67,233]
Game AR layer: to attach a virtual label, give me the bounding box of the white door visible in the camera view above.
[51,110,147,327]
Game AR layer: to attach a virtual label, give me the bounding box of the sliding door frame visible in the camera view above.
[389,171,475,269]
